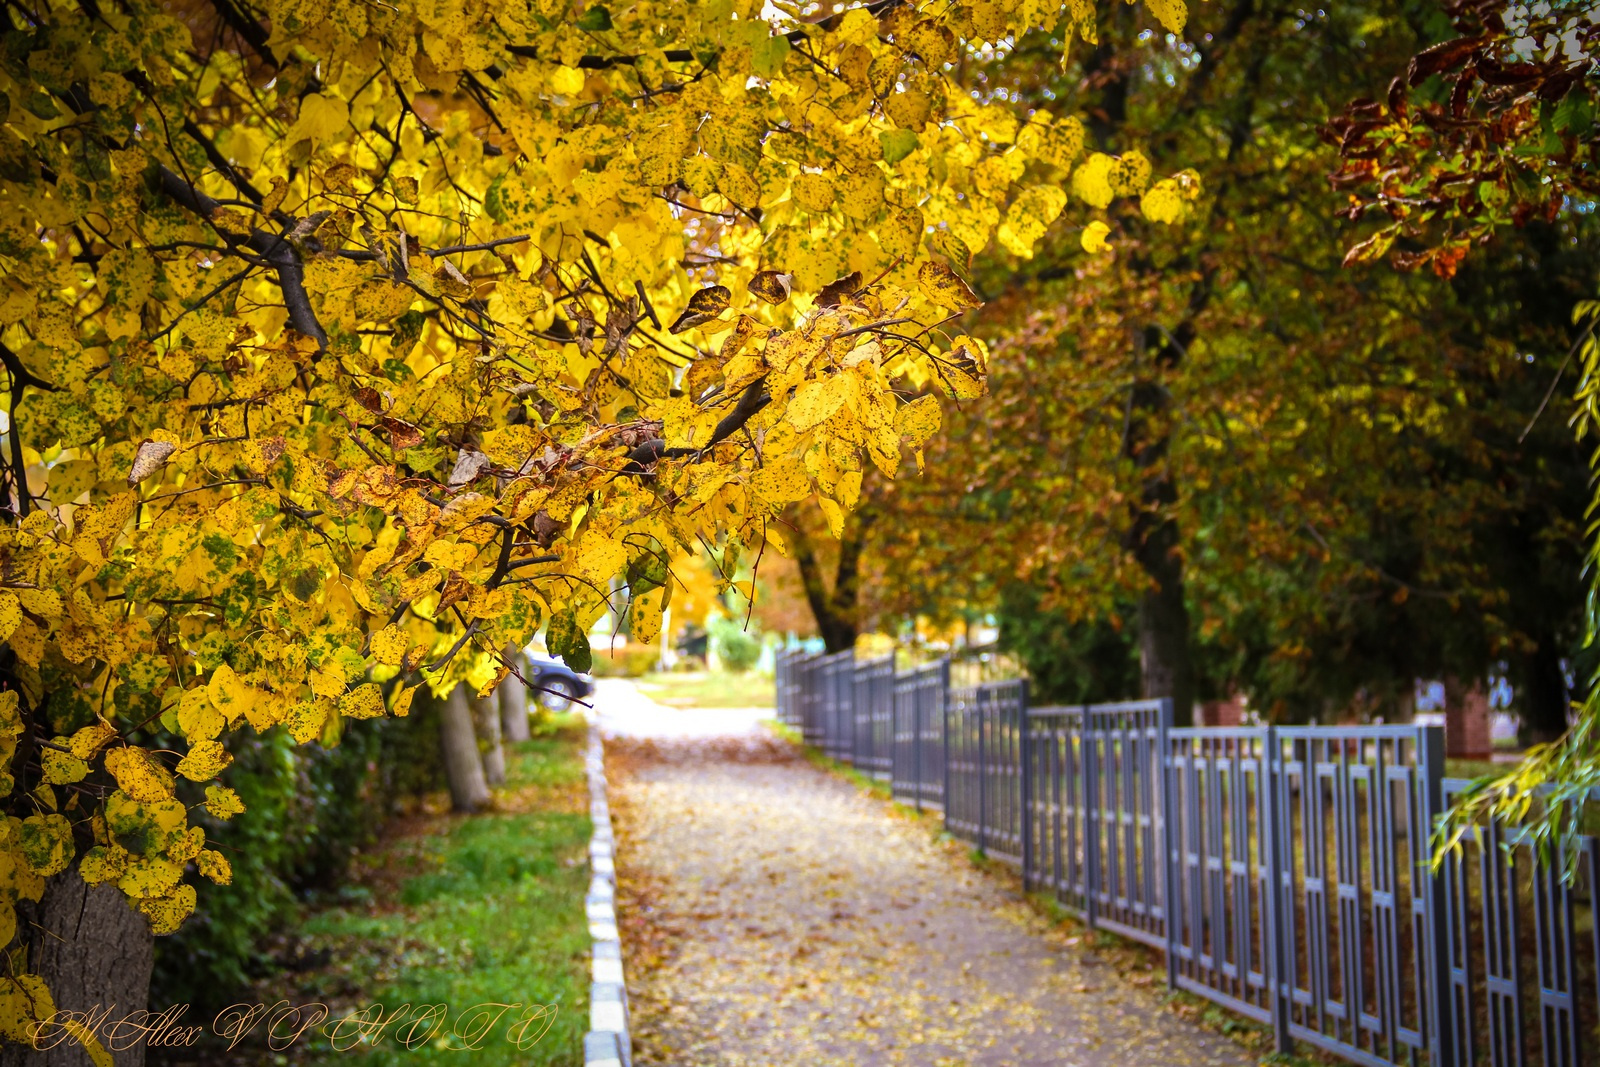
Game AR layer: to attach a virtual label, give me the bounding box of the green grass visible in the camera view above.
[635,669,774,709]
[234,720,592,1067]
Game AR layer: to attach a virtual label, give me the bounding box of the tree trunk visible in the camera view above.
[438,685,490,812]
[0,869,153,1067]
[786,497,876,654]
[1132,513,1195,726]
[470,690,506,787]
[1517,635,1570,747]
[499,648,531,744]
[1123,330,1196,727]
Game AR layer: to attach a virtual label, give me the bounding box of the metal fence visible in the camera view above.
[773,648,1600,1067]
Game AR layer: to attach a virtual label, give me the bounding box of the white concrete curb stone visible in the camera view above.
[584,723,631,1067]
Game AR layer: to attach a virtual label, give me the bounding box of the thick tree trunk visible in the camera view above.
[1123,330,1196,727]
[470,690,506,787]
[786,498,876,654]
[1132,513,1195,726]
[438,685,490,812]
[1,869,153,1067]
[1517,634,1570,747]
[499,648,531,744]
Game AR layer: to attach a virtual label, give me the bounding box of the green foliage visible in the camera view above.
[995,584,1139,705]
[708,616,762,673]
[151,692,446,1013]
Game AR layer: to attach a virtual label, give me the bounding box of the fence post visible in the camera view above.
[938,658,951,819]
[1263,725,1291,1054]
[1159,698,1178,993]
[977,686,988,856]
[1419,724,1456,1067]
[1020,679,1033,891]
[1083,704,1099,930]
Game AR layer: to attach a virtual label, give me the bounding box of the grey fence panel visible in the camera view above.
[1087,699,1170,950]
[819,651,855,763]
[852,655,894,781]
[945,683,985,851]
[1026,706,1090,918]
[1168,727,1275,1024]
[946,680,1027,865]
[893,660,948,809]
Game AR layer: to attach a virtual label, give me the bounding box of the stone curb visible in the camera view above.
[584,724,631,1067]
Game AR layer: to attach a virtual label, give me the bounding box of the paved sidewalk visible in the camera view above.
[600,682,1259,1067]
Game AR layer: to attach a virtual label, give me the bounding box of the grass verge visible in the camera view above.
[634,670,774,709]
[168,715,592,1067]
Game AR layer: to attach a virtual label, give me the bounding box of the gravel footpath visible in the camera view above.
[601,685,1259,1067]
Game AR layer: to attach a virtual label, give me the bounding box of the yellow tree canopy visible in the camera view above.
[0,0,1192,1041]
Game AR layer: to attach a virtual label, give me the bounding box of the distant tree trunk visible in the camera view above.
[470,690,506,786]
[1123,329,1196,726]
[499,648,531,744]
[0,869,153,1067]
[786,496,877,654]
[438,685,490,812]
[1517,634,1570,747]
[1131,513,1195,726]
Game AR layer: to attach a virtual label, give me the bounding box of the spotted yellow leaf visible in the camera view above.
[916,261,982,311]
[197,849,232,885]
[204,784,245,820]
[105,747,175,802]
[134,883,196,934]
[174,740,230,782]
[370,624,410,665]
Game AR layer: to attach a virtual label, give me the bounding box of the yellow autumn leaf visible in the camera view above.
[1081,220,1113,254]
[309,662,347,699]
[893,395,943,447]
[818,496,846,539]
[916,261,983,311]
[997,186,1069,258]
[134,883,196,934]
[197,849,232,885]
[69,722,116,760]
[104,747,175,802]
[370,624,410,665]
[206,665,253,723]
[1071,152,1117,209]
[177,688,225,741]
[579,536,628,584]
[40,741,87,785]
[204,784,245,820]
[1141,179,1188,224]
[0,592,17,643]
[286,93,350,147]
[751,457,811,505]
[18,814,71,876]
[631,588,664,645]
[173,740,230,782]
[1144,0,1188,35]
[339,683,386,720]
[17,588,61,617]
[79,846,128,886]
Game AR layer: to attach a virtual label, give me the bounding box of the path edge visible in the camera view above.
[584,721,632,1067]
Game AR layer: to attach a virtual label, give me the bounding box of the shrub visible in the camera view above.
[709,615,762,673]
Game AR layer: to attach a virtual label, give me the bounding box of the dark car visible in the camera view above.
[524,655,595,712]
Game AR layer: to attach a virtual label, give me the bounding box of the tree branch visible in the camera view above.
[157,165,328,347]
